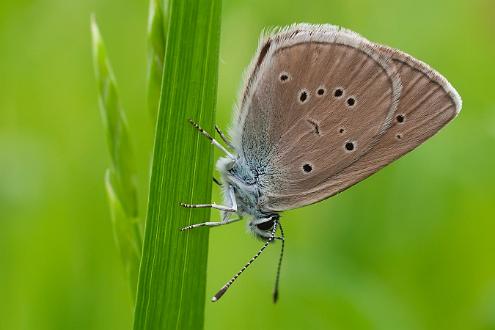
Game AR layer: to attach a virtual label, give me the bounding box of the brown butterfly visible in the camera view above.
[180,23,462,302]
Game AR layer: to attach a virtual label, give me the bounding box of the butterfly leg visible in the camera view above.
[180,215,242,231]
[181,186,239,231]
[180,185,237,212]
[180,202,237,212]
[188,119,235,160]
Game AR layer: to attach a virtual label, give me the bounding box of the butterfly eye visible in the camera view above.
[298,90,310,104]
[333,88,344,98]
[396,114,405,123]
[339,128,345,134]
[396,133,403,140]
[316,87,326,96]
[302,163,313,173]
[255,219,274,231]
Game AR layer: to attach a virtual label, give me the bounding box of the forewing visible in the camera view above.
[262,40,461,211]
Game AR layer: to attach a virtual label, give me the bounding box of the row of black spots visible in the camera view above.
[300,117,407,175]
[308,85,344,99]
[299,87,356,108]
[297,87,354,105]
[277,71,356,108]
[334,88,356,108]
[332,87,356,108]
[302,131,408,173]
[278,71,355,107]
[314,86,341,98]
[301,140,357,174]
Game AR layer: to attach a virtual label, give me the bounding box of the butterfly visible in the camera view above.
[180,23,462,302]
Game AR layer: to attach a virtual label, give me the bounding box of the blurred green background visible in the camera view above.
[1,0,494,329]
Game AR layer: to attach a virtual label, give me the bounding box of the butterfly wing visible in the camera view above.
[230,24,401,211]
[245,25,461,212]
[268,45,462,208]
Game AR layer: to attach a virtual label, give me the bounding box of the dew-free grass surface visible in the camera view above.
[133,0,222,329]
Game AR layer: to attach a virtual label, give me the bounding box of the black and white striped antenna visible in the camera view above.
[212,221,285,302]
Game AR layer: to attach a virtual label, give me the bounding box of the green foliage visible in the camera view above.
[133,0,222,328]
[91,17,142,303]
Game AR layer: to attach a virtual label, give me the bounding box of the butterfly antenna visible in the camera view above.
[273,222,285,303]
[212,221,279,302]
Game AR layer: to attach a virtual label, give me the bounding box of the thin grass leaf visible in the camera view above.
[105,170,141,302]
[91,16,143,302]
[146,0,168,122]
[133,0,222,328]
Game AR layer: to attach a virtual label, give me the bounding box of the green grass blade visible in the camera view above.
[133,0,222,328]
[146,0,168,122]
[105,170,141,303]
[91,16,143,302]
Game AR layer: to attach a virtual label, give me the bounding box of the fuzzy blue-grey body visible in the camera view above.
[216,156,279,239]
